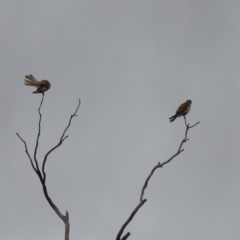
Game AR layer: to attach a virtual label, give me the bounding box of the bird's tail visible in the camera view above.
[24,75,39,87]
[169,114,178,122]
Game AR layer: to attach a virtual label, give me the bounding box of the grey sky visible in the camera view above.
[1,1,240,239]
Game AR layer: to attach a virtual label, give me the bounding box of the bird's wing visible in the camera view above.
[176,102,189,114]
[38,80,51,88]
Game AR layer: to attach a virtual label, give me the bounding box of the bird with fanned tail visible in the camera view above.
[24,74,51,94]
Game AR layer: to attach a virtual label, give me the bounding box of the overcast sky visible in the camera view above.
[1,1,240,240]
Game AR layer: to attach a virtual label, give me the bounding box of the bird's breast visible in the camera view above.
[184,105,191,114]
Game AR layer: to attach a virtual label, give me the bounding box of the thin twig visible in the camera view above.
[60,99,81,141]
[16,133,38,174]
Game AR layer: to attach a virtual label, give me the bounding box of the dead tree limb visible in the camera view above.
[17,95,81,240]
[116,116,200,240]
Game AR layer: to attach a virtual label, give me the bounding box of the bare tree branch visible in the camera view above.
[16,133,38,174]
[17,97,81,240]
[34,93,45,175]
[140,163,162,203]
[121,232,131,240]
[42,99,81,182]
[116,199,147,240]
[140,116,200,202]
[116,116,200,240]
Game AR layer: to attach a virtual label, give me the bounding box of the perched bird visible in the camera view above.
[24,74,51,94]
[169,100,192,122]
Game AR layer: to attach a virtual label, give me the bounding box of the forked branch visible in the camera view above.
[116,116,200,240]
[42,99,81,182]
[16,95,81,240]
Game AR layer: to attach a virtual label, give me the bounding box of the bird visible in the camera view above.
[169,100,192,122]
[24,74,51,94]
